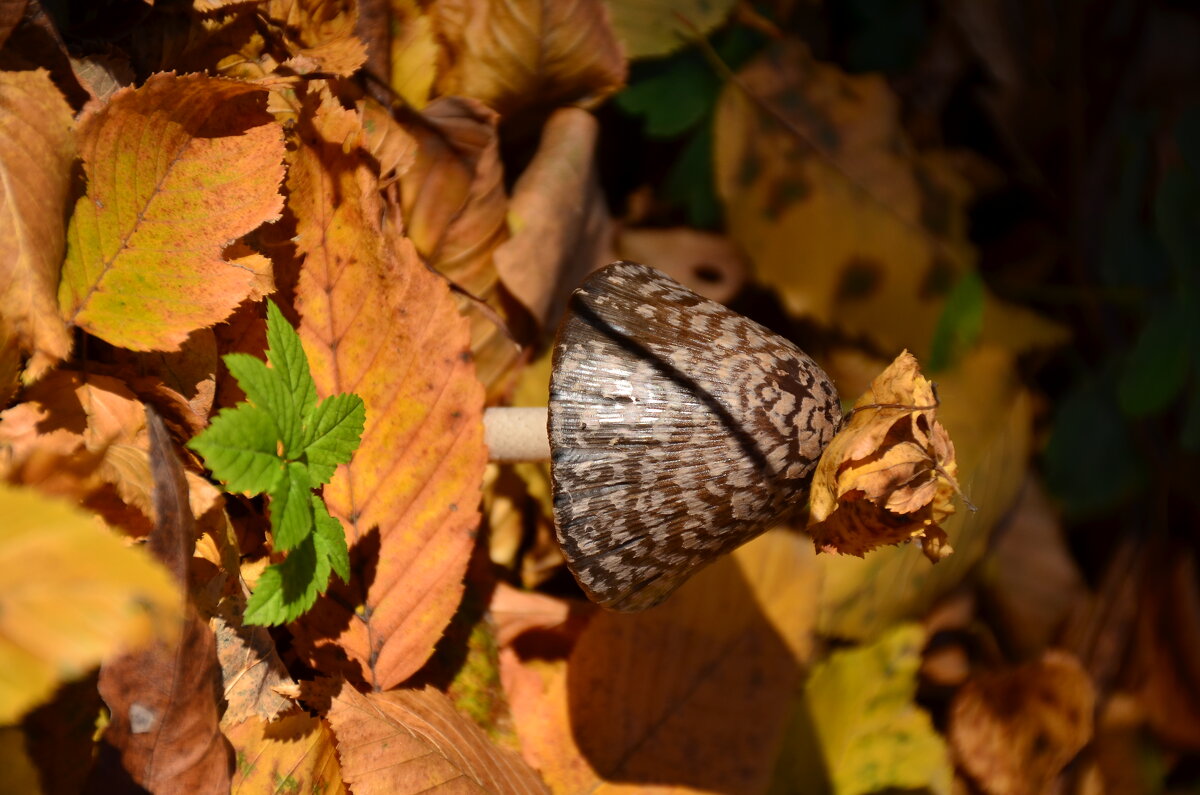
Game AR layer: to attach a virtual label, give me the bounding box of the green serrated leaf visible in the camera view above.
[304,393,366,485]
[312,495,349,583]
[265,300,318,457]
[244,534,329,626]
[223,352,291,449]
[187,404,284,494]
[269,462,314,551]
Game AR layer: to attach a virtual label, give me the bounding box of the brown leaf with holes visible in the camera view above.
[90,410,233,793]
[949,651,1095,795]
[327,683,547,794]
[808,351,959,561]
[431,0,626,119]
[286,95,486,690]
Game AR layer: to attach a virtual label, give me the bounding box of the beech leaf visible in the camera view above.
[327,684,548,794]
[287,98,486,690]
[225,711,345,794]
[58,73,285,351]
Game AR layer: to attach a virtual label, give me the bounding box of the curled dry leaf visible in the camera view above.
[808,350,959,562]
[0,69,75,382]
[430,0,626,119]
[949,650,1096,795]
[327,683,548,794]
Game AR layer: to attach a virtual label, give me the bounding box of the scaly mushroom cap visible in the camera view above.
[549,261,842,611]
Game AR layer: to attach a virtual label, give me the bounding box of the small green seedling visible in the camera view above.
[188,300,365,625]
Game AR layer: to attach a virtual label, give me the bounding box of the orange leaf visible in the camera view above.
[327,683,547,794]
[0,69,75,381]
[288,98,486,690]
[504,531,814,793]
[263,0,368,77]
[225,711,345,795]
[58,73,285,352]
[431,0,626,119]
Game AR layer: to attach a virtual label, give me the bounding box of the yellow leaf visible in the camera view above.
[803,624,952,795]
[226,711,345,795]
[0,484,181,724]
[604,0,736,58]
[58,73,285,352]
[0,69,75,381]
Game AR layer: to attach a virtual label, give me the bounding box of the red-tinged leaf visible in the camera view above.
[288,98,486,690]
[225,711,344,795]
[90,410,232,792]
[398,96,519,393]
[0,68,75,381]
[431,0,626,118]
[327,684,548,794]
[58,73,285,352]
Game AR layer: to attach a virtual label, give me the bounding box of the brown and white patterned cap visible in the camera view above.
[549,261,842,611]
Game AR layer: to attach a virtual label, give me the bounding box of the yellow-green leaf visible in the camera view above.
[0,484,182,724]
[58,73,284,352]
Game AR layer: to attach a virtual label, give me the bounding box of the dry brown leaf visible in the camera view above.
[0,68,75,381]
[398,96,519,393]
[327,683,548,794]
[431,0,626,118]
[504,530,817,793]
[493,107,613,331]
[0,0,25,48]
[90,411,233,793]
[285,97,486,690]
[950,650,1095,795]
[360,97,419,184]
[808,350,959,562]
[225,711,345,794]
[1135,547,1200,749]
[213,596,295,727]
[262,0,367,76]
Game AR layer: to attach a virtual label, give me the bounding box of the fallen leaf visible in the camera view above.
[0,0,25,48]
[0,483,182,725]
[91,410,233,793]
[58,73,285,352]
[803,624,952,795]
[225,710,345,794]
[327,683,548,794]
[808,350,959,562]
[431,0,626,119]
[493,107,613,332]
[1135,547,1200,749]
[388,0,440,109]
[262,0,368,76]
[360,96,419,184]
[950,650,1096,795]
[398,96,518,393]
[504,530,816,793]
[713,42,1064,359]
[604,0,736,58]
[0,727,41,793]
[287,98,487,690]
[0,68,75,381]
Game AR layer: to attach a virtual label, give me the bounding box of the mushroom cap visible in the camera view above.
[549,261,842,611]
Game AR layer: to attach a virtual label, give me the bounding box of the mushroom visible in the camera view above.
[484,261,842,611]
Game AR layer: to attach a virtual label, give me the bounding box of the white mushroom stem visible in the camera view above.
[483,406,551,462]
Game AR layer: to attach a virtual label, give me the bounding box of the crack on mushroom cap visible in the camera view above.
[549,261,842,611]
